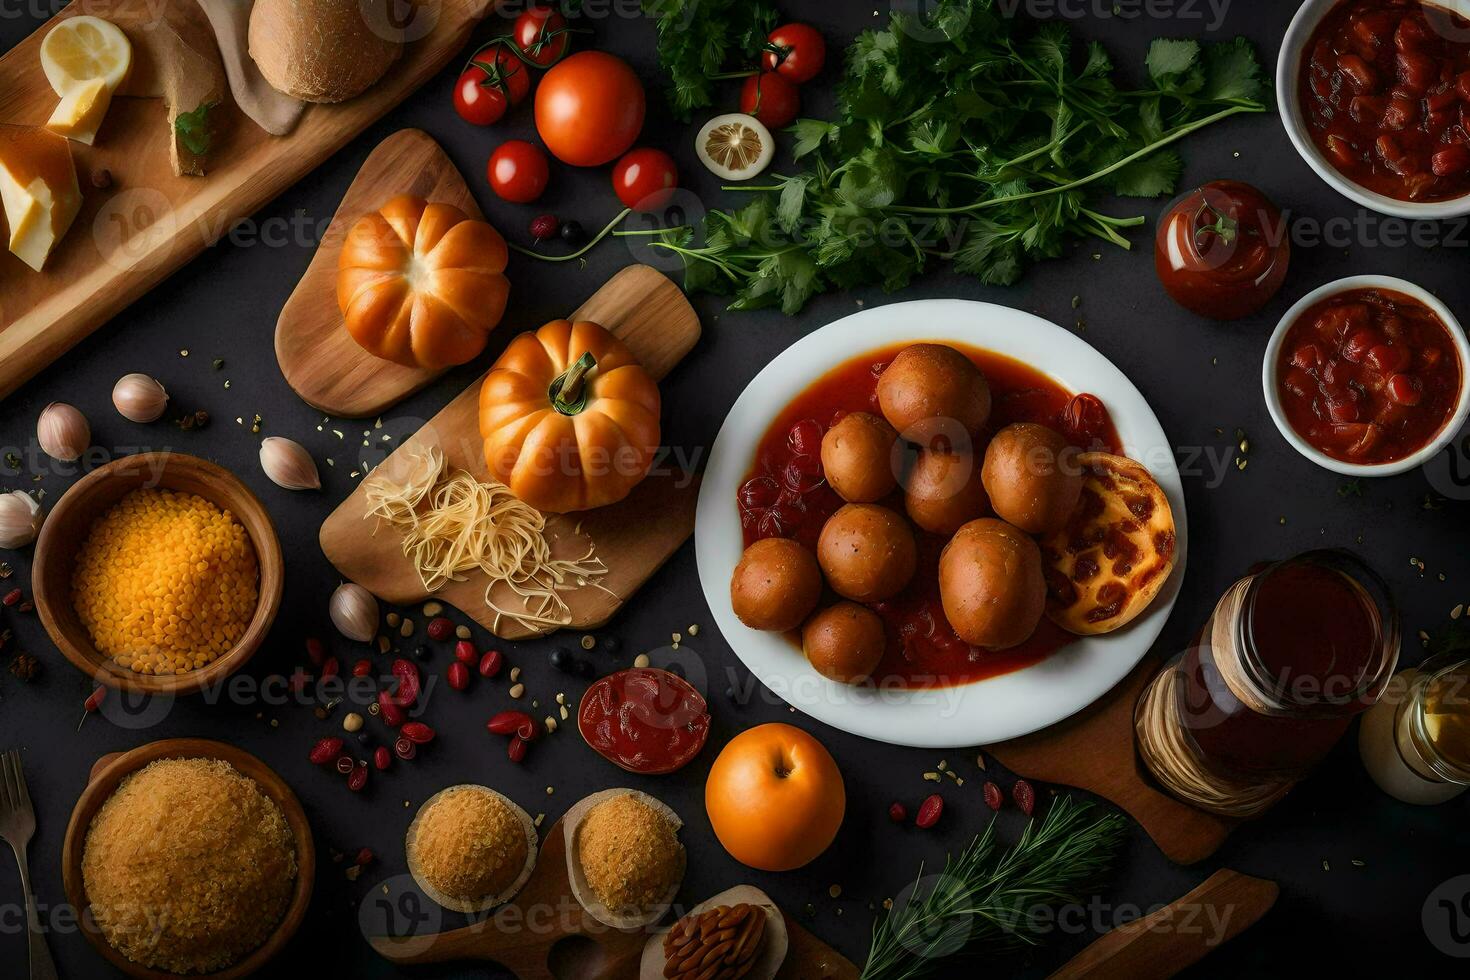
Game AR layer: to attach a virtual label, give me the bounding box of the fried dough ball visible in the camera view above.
[904,449,990,535]
[730,537,822,631]
[981,423,1083,534]
[876,344,991,447]
[820,412,899,503]
[816,504,916,602]
[803,602,886,683]
[938,518,1045,649]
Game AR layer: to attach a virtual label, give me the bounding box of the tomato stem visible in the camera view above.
[508,208,633,262]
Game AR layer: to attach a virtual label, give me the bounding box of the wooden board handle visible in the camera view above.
[1047,869,1278,980]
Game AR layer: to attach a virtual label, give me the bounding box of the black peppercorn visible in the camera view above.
[550,647,572,672]
[559,220,585,246]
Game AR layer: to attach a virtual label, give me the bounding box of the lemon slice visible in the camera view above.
[40,16,132,96]
[696,113,774,181]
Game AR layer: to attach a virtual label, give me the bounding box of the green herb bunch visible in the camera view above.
[651,0,1271,314]
[641,0,779,119]
[860,797,1128,980]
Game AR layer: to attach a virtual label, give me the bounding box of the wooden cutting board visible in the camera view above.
[988,655,1238,866]
[1048,869,1278,979]
[320,265,701,640]
[369,815,857,979]
[0,0,496,402]
[274,129,482,417]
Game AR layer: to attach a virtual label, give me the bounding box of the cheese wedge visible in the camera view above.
[0,126,82,272]
[46,78,112,145]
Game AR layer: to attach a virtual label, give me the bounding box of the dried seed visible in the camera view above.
[510,683,525,699]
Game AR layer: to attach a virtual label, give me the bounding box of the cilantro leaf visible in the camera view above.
[174,101,217,156]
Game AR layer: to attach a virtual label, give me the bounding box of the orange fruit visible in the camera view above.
[704,723,844,871]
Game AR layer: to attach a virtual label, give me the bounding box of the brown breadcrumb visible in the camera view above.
[82,758,296,974]
[577,793,683,913]
[408,786,528,903]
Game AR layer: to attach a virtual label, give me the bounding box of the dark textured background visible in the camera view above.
[2,1,1468,976]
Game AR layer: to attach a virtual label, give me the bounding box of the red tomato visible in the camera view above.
[453,44,530,126]
[762,23,825,84]
[740,71,800,129]
[514,5,571,68]
[535,51,646,167]
[487,140,549,203]
[612,148,678,211]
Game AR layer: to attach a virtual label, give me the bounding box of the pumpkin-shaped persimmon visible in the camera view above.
[479,320,660,514]
[337,194,509,369]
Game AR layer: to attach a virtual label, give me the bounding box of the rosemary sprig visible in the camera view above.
[860,797,1128,980]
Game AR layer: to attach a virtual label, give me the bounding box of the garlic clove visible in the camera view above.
[0,490,44,549]
[37,402,90,462]
[259,436,321,491]
[112,373,169,423]
[330,582,379,642]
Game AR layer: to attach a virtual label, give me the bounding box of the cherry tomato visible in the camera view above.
[762,23,825,84]
[611,147,678,211]
[514,5,571,68]
[487,140,549,203]
[740,71,800,129]
[535,51,646,167]
[453,44,530,126]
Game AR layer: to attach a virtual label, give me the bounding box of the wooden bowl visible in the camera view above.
[32,452,284,694]
[61,738,316,980]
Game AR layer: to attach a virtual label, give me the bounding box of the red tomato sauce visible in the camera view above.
[577,668,710,774]
[738,341,1121,689]
[1299,0,1470,202]
[1276,288,1462,464]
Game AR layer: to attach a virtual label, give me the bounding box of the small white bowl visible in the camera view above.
[1262,275,1470,477]
[1278,0,1470,219]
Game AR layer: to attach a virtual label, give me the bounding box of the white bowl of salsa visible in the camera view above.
[1263,275,1470,476]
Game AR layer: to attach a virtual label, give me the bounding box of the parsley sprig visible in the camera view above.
[860,797,1128,980]
[652,0,1271,314]
[641,0,779,119]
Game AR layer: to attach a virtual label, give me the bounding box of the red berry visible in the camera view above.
[1012,779,1036,817]
[448,661,470,691]
[320,656,340,679]
[377,690,406,727]
[309,737,344,765]
[888,802,907,823]
[427,617,454,641]
[454,640,477,664]
[347,764,368,792]
[507,734,527,763]
[373,746,391,770]
[400,721,436,744]
[352,658,373,677]
[479,649,504,678]
[354,847,374,866]
[487,710,534,736]
[915,793,944,829]
[983,781,1004,811]
[529,213,559,241]
[305,637,325,666]
[393,736,416,760]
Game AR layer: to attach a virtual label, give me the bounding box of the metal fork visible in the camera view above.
[0,750,58,980]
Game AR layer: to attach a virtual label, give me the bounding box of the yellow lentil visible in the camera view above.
[72,488,258,675]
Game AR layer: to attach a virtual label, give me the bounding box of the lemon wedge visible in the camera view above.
[696,113,774,181]
[40,16,132,96]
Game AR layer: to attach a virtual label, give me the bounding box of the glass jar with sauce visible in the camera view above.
[1359,660,1470,805]
[1154,181,1290,320]
[1136,550,1400,817]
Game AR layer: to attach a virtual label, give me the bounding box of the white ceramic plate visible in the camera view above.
[695,300,1188,748]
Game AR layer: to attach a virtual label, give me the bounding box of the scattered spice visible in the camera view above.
[8,652,37,681]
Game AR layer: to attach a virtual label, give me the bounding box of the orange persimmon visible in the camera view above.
[704,723,844,871]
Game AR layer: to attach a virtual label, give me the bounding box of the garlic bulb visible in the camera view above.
[330,583,379,642]
[37,402,89,461]
[112,373,169,423]
[259,436,321,491]
[0,491,44,549]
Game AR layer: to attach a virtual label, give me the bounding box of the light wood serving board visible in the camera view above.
[320,265,701,640]
[275,129,482,417]
[1048,869,1278,980]
[370,816,857,979]
[988,654,1238,866]
[0,0,496,402]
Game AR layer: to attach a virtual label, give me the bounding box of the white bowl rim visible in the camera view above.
[1278,0,1470,220]
[694,298,1189,749]
[1261,274,1470,477]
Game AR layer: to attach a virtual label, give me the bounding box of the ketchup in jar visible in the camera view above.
[1154,181,1289,320]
